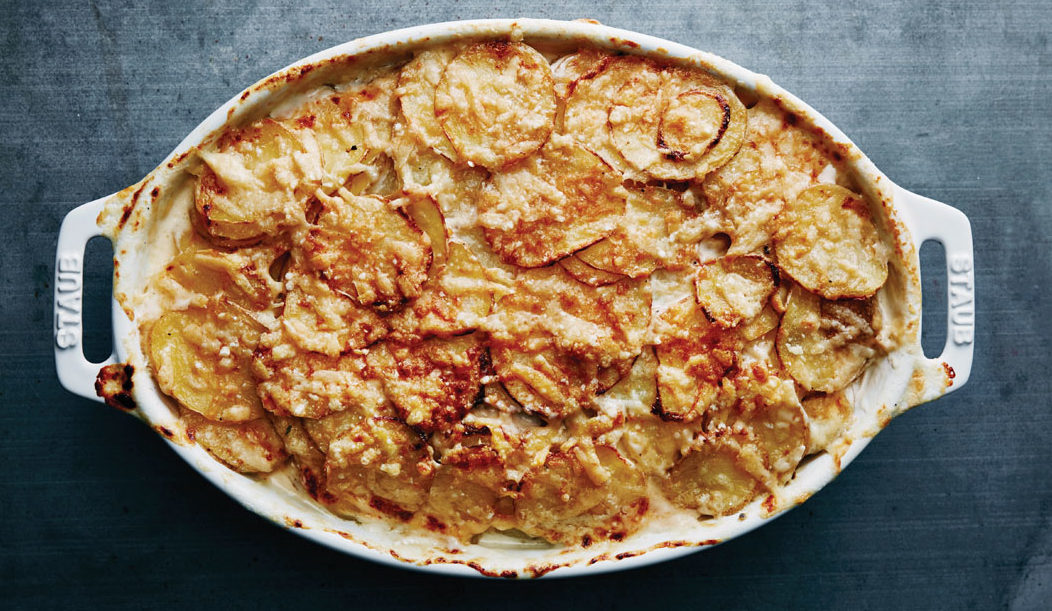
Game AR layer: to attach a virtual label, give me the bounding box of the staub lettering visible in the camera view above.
[55,253,82,349]
[948,254,974,345]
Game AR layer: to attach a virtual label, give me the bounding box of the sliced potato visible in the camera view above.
[606,60,667,173]
[402,194,448,267]
[740,304,781,341]
[802,391,852,454]
[325,415,436,518]
[775,184,889,299]
[270,415,327,498]
[776,285,878,392]
[284,92,368,191]
[418,445,510,539]
[434,42,556,169]
[303,189,432,312]
[280,264,388,356]
[397,47,460,160]
[148,301,264,422]
[336,72,400,162]
[694,255,776,327]
[558,254,625,287]
[344,152,403,198]
[366,334,485,433]
[515,445,648,545]
[664,436,767,517]
[551,47,610,100]
[484,265,650,365]
[194,119,321,244]
[654,297,742,422]
[477,134,626,267]
[253,329,388,419]
[158,244,285,311]
[491,345,600,421]
[181,408,286,473]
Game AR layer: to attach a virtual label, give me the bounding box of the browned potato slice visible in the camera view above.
[491,345,600,421]
[284,92,368,191]
[576,186,693,278]
[484,265,650,365]
[194,119,321,244]
[366,334,485,433]
[664,436,767,517]
[776,285,878,392]
[418,445,511,539]
[397,47,460,160]
[325,415,436,519]
[515,445,648,545]
[159,245,285,311]
[181,408,286,473]
[387,241,495,340]
[597,355,637,394]
[654,297,742,422]
[253,330,388,419]
[739,304,781,341]
[280,265,388,356]
[303,189,432,312]
[434,42,556,169]
[477,134,626,268]
[775,184,889,299]
[694,255,776,327]
[803,391,852,454]
[337,72,400,162]
[148,301,264,422]
[558,254,625,287]
[270,415,328,499]
[551,47,610,99]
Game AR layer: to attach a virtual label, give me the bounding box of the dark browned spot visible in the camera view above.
[369,496,413,522]
[95,363,136,411]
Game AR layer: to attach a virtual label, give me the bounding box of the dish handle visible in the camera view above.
[897,186,975,399]
[54,197,116,402]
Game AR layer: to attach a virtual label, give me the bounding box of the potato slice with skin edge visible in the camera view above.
[435,41,557,169]
[664,435,768,517]
[180,408,287,474]
[303,189,432,312]
[491,345,600,421]
[775,184,889,299]
[418,445,511,539]
[477,134,627,268]
[551,47,610,100]
[397,47,460,161]
[366,334,485,434]
[158,244,286,312]
[283,92,368,192]
[776,285,879,393]
[558,254,625,287]
[148,301,265,423]
[402,194,448,268]
[515,445,648,545]
[194,118,321,244]
[694,255,777,328]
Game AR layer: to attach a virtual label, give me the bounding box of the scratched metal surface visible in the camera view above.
[2,0,1049,607]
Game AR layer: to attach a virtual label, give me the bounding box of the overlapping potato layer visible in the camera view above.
[143,41,896,547]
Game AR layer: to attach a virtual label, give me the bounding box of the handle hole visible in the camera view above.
[83,236,114,363]
[919,239,948,358]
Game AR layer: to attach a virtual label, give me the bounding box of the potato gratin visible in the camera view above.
[134,40,902,548]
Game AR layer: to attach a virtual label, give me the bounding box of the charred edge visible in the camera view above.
[784,112,799,126]
[150,186,160,199]
[425,515,447,533]
[94,363,137,411]
[767,261,781,287]
[943,362,956,384]
[705,94,733,154]
[479,347,495,376]
[462,422,491,437]
[157,426,174,439]
[368,497,413,522]
[581,535,593,548]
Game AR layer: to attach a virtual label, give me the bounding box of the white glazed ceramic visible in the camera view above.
[53,19,975,578]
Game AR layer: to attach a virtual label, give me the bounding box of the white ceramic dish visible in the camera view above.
[53,19,975,578]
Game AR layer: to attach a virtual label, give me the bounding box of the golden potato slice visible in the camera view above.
[344,152,403,198]
[477,134,626,268]
[270,415,328,499]
[484,265,650,365]
[654,297,742,422]
[558,255,625,287]
[386,241,496,340]
[366,334,485,433]
[253,329,388,419]
[664,436,767,517]
[418,445,511,539]
[402,194,448,267]
[194,119,321,244]
[694,255,777,327]
[551,47,610,100]
[802,391,852,454]
[337,72,400,162]
[148,301,264,422]
[577,186,699,278]
[284,92,368,191]
[776,285,878,392]
[774,184,889,299]
[158,244,285,311]
[181,408,286,473]
[515,445,648,545]
[325,415,436,519]
[397,47,460,160]
[435,41,556,169]
[739,304,781,341]
[491,345,600,421]
[280,264,388,356]
[303,189,432,312]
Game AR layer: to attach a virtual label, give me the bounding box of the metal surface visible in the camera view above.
[3,0,1050,606]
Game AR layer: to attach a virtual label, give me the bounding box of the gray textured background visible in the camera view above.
[3,0,1050,608]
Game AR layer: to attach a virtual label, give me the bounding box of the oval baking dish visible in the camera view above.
[53,19,975,578]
